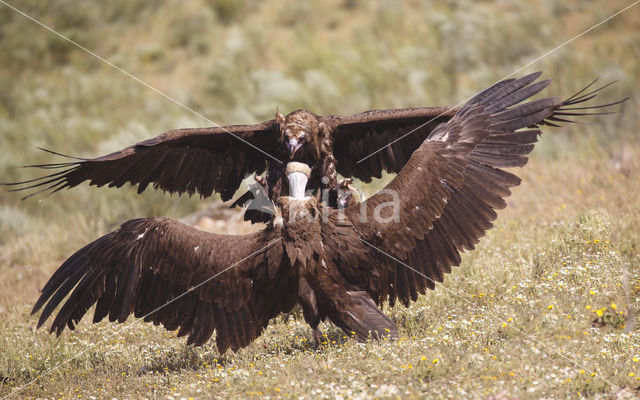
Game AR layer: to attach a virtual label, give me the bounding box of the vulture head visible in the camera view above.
[276,110,324,160]
[285,161,312,200]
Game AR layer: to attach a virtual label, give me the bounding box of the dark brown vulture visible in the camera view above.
[30,75,625,353]
[5,72,622,224]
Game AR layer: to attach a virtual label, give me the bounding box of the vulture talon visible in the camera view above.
[311,327,324,348]
[338,178,353,189]
[254,174,267,189]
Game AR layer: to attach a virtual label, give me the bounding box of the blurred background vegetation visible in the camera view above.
[0,0,638,397]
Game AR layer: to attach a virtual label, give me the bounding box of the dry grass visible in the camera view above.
[0,0,639,399]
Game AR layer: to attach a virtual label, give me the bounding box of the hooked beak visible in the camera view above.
[286,138,303,158]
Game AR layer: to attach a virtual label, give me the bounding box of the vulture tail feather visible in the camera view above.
[329,291,398,341]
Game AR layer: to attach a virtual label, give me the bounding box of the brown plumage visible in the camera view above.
[30,75,626,352]
[4,73,624,225]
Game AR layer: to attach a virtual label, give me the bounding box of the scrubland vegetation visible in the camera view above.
[0,0,638,398]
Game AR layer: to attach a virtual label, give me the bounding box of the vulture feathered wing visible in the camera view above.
[326,106,457,182]
[9,121,280,201]
[333,73,567,306]
[324,71,623,184]
[31,218,293,353]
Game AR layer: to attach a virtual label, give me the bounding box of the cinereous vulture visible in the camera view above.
[28,75,625,353]
[5,72,623,223]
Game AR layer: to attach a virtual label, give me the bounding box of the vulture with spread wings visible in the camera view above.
[5,72,622,223]
[30,75,625,353]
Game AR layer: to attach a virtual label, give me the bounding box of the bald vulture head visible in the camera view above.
[276,162,318,227]
[285,162,312,199]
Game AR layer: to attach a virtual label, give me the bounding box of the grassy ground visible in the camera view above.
[0,0,639,398]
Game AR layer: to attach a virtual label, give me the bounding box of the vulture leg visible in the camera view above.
[297,273,322,344]
[312,326,323,347]
[254,174,268,190]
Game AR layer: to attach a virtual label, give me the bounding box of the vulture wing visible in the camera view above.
[325,106,457,182]
[31,217,293,353]
[326,71,625,184]
[336,73,624,306]
[6,122,281,201]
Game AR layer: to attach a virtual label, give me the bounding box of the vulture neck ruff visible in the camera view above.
[286,162,311,200]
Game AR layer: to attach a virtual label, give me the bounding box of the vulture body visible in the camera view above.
[6,73,621,224]
[29,74,625,353]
